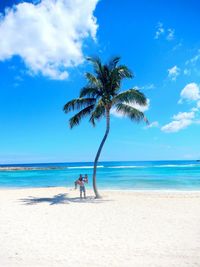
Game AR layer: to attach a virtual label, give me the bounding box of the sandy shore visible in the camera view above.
[0,187,200,267]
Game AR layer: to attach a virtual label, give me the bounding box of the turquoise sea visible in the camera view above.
[0,160,200,190]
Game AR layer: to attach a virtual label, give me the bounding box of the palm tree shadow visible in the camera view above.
[20,193,110,205]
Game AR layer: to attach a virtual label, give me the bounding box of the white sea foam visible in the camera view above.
[154,164,200,168]
[67,166,104,169]
[108,164,200,169]
[108,166,146,169]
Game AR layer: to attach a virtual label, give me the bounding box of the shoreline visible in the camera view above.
[1,185,200,193]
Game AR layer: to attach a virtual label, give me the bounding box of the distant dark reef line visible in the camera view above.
[0,167,66,171]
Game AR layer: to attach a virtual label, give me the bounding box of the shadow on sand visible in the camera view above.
[20,193,110,205]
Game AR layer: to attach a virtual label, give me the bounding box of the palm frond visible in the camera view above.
[108,65,133,94]
[108,56,121,70]
[87,57,109,89]
[89,101,105,126]
[69,104,95,128]
[85,72,101,87]
[63,98,96,113]
[116,65,133,79]
[79,86,101,98]
[87,57,103,75]
[113,89,147,106]
[115,103,146,122]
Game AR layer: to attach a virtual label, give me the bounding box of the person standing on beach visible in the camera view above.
[75,174,88,199]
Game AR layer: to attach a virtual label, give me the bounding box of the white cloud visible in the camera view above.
[154,22,175,41]
[179,83,200,103]
[110,108,123,118]
[146,84,155,89]
[184,49,200,76]
[168,65,180,80]
[191,107,198,112]
[0,0,99,80]
[172,42,182,51]
[154,22,164,39]
[166,28,175,41]
[140,84,155,90]
[186,49,200,65]
[161,108,199,133]
[145,121,159,129]
[162,83,200,133]
[173,111,195,120]
[129,99,150,112]
[162,111,195,133]
[191,51,200,64]
[192,100,200,112]
[162,111,196,133]
[161,119,192,133]
[111,99,150,118]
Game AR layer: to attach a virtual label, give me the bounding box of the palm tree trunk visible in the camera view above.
[92,109,110,198]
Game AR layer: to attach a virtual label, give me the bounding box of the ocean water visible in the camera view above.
[0,160,200,190]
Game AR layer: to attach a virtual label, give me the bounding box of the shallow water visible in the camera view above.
[0,160,200,190]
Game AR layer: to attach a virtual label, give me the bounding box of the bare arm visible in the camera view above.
[76,180,81,185]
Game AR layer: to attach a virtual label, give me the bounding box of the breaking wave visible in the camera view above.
[67,166,104,169]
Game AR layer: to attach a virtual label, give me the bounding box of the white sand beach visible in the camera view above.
[0,187,200,267]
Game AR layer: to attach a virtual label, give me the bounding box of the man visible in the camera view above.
[74,174,88,199]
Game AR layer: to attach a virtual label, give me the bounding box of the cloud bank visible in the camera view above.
[162,83,200,133]
[0,0,99,80]
[179,83,200,103]
[161,118,192,133]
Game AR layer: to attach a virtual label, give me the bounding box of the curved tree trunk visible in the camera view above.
[92,109,110,198]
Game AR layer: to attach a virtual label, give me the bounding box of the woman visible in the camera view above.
[74,174,82,190]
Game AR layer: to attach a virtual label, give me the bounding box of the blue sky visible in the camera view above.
[0,0,200,163]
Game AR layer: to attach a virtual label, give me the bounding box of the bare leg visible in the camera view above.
[84,189,86,199]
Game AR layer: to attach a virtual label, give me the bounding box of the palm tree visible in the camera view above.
[63,57,148,198]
